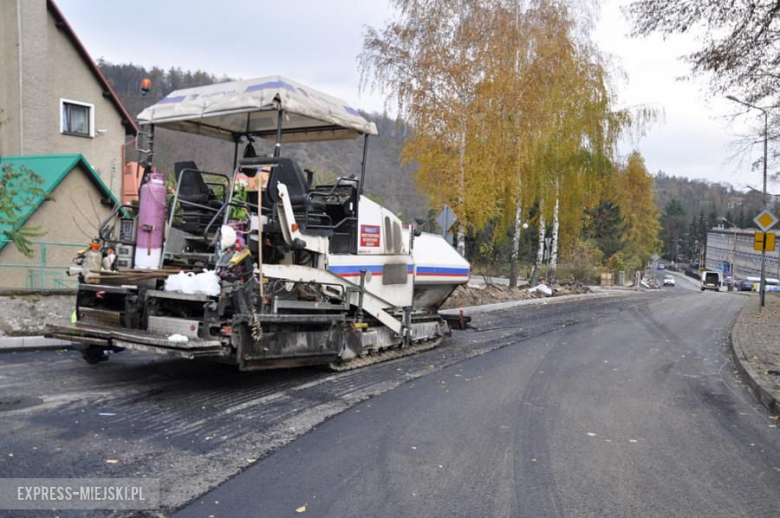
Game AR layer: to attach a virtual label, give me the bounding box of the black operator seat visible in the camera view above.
[262,159,327,214]
[265,159,313,210]
[174,161,222,208]
[236,157,331,236]
[173,161,223,234]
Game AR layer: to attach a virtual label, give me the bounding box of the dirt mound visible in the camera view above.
[440,281,591,310]
[555,281,591,296]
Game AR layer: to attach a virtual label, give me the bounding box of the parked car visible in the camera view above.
[663,274,675,286]
[738,279,756,292]
[738,277,780,292]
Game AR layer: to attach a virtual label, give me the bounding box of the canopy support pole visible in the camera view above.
[139,124,155,188]
[232,138,240,172]
[359,134,369,194]
[274,109,283,158]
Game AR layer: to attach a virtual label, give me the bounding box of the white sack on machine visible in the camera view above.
[165,271,221,296]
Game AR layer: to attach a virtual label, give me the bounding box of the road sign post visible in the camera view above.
[753,209,779,308]
[436,205,457,241]
[754,232,776,252]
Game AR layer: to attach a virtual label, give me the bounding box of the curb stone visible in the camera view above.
[730,303,780,413]
[0,336,75,353]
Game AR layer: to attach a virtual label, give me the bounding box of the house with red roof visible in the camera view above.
[0,0,138,200]
[0,0,139,289]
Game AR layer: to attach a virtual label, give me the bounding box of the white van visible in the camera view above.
[701,271,722,292]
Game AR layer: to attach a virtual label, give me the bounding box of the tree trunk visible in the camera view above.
[549,184,560,281]
[456,126,466,257]
[509,183,523,288]
[531,201,546,284]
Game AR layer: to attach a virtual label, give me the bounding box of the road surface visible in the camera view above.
[2,288,776,517]
[176,288,779,518]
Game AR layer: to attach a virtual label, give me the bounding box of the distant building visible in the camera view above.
[726,197,745,210]
[0,0,138,199]
[706,228,780,280]
[0,154,119,290]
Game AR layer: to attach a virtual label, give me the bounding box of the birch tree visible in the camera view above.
[360,0,496,257]
[549,181,561,276]
[361,0,658,280]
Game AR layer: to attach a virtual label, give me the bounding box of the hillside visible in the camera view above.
[100,61,427,218]
[651,171,776,261]
[652,171,767,227]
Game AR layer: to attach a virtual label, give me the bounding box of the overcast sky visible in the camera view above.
[58,0,770,192]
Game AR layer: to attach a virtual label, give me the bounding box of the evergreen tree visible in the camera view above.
[695,211,708,265]
[724,209,734,228]
[684,217,698,260]
[736,205,747,228]
[583,200,624,260]
[707,210,719,230]
[660,199,687,261]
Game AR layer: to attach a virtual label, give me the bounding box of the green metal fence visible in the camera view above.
[0,241,85,292]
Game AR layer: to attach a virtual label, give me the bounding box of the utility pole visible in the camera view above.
[726,96,770,308]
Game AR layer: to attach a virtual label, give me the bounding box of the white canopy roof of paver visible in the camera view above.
[137,76,378,142]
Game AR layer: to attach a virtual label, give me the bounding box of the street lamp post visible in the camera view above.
[726,95,769,308]
[721,217,737,285]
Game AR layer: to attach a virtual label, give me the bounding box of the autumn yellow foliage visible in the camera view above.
[361,0,660,264]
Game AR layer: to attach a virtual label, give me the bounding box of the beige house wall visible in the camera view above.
[0,1,128,200]
[18,0,49,155]
[45,10,127,197]
[0,0,23,154]
[0,164,113,289]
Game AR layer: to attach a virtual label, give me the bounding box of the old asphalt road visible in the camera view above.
[176,289,780,518]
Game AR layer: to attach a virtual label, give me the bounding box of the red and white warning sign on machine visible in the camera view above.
[360,225,381,247]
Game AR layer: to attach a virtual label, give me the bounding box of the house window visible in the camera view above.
[60,99,94,137]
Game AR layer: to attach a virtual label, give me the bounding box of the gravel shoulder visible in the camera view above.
[0,294,73,337]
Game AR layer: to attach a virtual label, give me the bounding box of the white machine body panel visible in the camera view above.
[327,253,414,309]
[411,232,470,285]
[408,232,470,309]
[356,196,408,255]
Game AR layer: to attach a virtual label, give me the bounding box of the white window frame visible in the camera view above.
[60,98,95,138]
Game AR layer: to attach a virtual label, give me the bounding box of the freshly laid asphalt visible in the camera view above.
[0,290,648,515]
[177,286,779,518]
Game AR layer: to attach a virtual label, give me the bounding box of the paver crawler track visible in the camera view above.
[329,335,444,371]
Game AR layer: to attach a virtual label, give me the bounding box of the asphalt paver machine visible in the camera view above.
[50,76,470,371]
